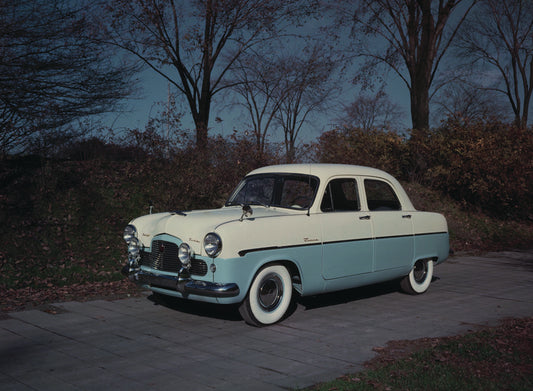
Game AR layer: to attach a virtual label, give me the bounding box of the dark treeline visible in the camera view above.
[8,116,530,221]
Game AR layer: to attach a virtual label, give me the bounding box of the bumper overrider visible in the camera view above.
[121,261,239,298]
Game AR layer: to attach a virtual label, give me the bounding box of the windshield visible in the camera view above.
[226,174,319,210]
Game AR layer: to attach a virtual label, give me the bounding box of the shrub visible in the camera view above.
[314,126,407,179]
[314,120,532,220]
[108,130,276,213]
[420,120,533,219]
[0,130,276,291]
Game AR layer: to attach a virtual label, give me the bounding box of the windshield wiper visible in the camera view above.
[227,200,270,208]
[249,200,270,208]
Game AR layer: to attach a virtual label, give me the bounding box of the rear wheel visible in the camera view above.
[239,264,292,327]
[401,259,434,294]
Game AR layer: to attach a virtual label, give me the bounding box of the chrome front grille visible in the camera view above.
[140,239,208,276]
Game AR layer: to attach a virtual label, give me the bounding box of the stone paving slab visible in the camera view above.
[1,250,532,390]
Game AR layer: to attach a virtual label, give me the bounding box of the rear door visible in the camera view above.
[363,178,414,271]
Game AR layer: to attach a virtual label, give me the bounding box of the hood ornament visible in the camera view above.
[240,204,253,221]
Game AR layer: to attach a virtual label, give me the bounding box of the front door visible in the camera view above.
[320,178,374,279]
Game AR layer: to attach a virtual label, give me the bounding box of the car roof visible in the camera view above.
[247,164,415,210]
[248,163,393,180]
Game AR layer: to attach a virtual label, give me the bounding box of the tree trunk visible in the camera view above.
[408,74,431,181]
[192,97,209,150]
[409,80,430,131]
[195,122,208,150]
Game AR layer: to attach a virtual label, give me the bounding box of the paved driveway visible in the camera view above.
[1,250,532,390]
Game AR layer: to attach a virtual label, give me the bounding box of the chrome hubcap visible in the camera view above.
[258,273,283,311]
[413,260,428,283]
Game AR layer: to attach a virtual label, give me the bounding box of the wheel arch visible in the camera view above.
[243,258,303,298]
[411,255,438,268]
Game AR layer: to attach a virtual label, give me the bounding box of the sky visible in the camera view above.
[98,5,416,146]
[103,64,412,147]
[98,1,530,147]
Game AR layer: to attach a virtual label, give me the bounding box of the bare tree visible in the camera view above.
[334,0,477,132]
[433,78,508,124]
[231,53,287,160]
[457,0,533,129]
[275,47,338,162]
[101,0,304,150]
[0,0,136,155]
[340,90,404,132]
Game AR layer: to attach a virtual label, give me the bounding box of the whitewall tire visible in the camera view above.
[239,264,292,327]
[401,259,434,295]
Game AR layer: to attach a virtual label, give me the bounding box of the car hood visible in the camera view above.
[129,206,297,252]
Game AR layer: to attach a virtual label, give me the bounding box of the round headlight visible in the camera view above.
[123,225,137,243]
[204,232,222,258]
[178,243,193,267]
[127,237,140,257]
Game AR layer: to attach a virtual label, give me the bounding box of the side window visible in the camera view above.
[364,179,401,211]
[321,178,360,212]
[279,177,317,209]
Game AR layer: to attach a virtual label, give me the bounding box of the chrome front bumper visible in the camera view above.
[122,264,240,298]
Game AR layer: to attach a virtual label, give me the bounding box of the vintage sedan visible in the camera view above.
[122,164,449,326]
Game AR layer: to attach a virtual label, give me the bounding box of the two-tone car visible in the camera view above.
[122,164,449,326]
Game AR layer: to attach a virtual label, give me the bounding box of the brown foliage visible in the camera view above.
[417,120,533,219]
[315,127,407,179]
[358,317,533,390]
[0,280,139,313]
[130,131,277,211]
[315,121,533,220]
[0,131,278,314]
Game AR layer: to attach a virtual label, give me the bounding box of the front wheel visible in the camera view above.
[400,259,434,294]
[239,264,292,327]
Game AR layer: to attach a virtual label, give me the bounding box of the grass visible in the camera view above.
[302,317,533,391]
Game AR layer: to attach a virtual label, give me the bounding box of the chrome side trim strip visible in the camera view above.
[238,231,449,257]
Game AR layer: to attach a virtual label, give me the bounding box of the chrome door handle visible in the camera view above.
[359,215,371,220]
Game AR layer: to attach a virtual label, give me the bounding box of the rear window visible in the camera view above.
[364,179,401,211]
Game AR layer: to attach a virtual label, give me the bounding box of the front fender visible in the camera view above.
[213,243,324,302]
